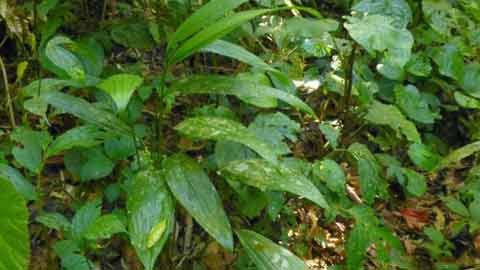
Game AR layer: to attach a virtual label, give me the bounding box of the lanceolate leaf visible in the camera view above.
[0,164,38,201]
[168,0,249,50]
[40,91,131,134]
[237,229,309,270]
[175,116,278,164]
[434,141,480,172]
[169,75,316,117]
[127,168,175,270]
[96,74,144,112]
[46,125,107,157]
[0,180,30,270]
[164,154,233,250]
[219,159,329,209]
[169,9,271,64]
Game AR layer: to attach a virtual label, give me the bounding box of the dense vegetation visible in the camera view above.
[1,0,480,269]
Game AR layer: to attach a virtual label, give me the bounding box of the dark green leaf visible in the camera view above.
[394,84,439,124]
[431,44,464,80]
[83,214,126,240]
[352,0,412,28]
[10,127,51,173]
[0,164,38,201]
[408,143,442,171]
[36,212,72,232]
[434,141,480,171]
[72,200,101,239]
[46,125,107,158]
[312,159,346,193]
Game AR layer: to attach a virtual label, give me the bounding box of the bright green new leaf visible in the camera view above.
[164,154,233,250]
[0,164,37,201]
[434,141,480,171]
[220,159,329,209]
[46,125,107,157]
[312,159,346,193]
[237,229,309,270]
[96,74,144,112]
[0,180,30,270]
[168,0,249,50]
[40,91,131,134]
[170,9,271,64]
[175,116,278,164]
[454,92,480,109]
[365,101,421,143]
[352,0,412,28]
[10,127,52,174]
[127,168,175,270]
[408,143,442,171]
[83,214,126,240]
[394,84,439,124]
[169,75,316,117]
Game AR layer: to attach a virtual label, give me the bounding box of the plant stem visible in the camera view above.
[341,44,356,114]
[0,56,16,128]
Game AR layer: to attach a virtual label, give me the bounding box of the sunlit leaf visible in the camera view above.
[0,164,37,201]
[96,74,143,112]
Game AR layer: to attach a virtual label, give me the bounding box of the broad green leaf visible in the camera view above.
[60,254,92,270]
[175,116,278,164]
[83,214,126,240]
[73,37,104,77]
[170,9,271,64]
[312,159,346,193]
[202,40,273,71]
[236,229,309,270]
[168,0,248,50]
[283,17,339,37]
[422,0,455,36]
[430,44,464,80]
[443,197,469,217]
[72,200,101,239]
[35,212,72,232]
[220,159,329,209]
[40,91,131,134]
[104,134,136,161]
[248,112,300,156]
[0,164,37,201]
[22,78,79,97]
[402,168,427,197]
[358,158,388,204]
[169,75,316,117]
[215,141,256,168]
[46,125,107,157]
[0,180,30,270]
[365,101,421,143]
[96,74,144,112]
[64,147,115,182]
[164,154,233,250]
[111,22,156,49]
[352,0,412,28]
[319,122,340,149]
[127,168,175,270]
[10,127,51,174]
[346,222,372,270]
[394,84,438,124]
[454,92,480,109]
[40,36,85,80]
[434,141,480,171]
[344,15,413,79]
[408,143,442,171]
[405,53,432,77]
[460,63,480,98]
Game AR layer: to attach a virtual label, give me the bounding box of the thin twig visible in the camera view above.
[0,56,16,128]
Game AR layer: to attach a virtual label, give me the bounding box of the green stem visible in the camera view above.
[0,56,16,128]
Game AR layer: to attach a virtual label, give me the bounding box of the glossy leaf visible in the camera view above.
[220,159,329,209]
[40,36,85,80]
[237,229,309,270]
[0,164,37,201]
[175,116,278,164]
[127,168,175,270]
[96,74,144,112]
[46,125,107,157]
[0,180,30,270]
[164,154,233,250]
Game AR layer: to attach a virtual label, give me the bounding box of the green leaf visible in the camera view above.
[312,159,346,193]
[40,91,131,134]
[402,168,427,197]
[111,22,156,49]
[422,0,455,36]
[104,134,136,161]
[344,15,413,79]
[430,44,464,80]
[40,36,85,80]
[236,229,309,270]
[175,116,278,164]
[169,75,316,117]
[434,141,480,171]
[352,0,412,28]
[408,143,442,171]
[358,158,387,204]
[169,9,271,64]
[164,154,233,250]
[46,125,107,158]
[319,122,340,149]
[127,168,175,270]
[365,101,421,143]
[35,212,72,232]
[346,223,372,270]
[454,92,480,109]
[220,159,329,209]
[443,197,469,217]
[168,0,249,50]
[248,112,300,157]
[60,254,92,270]
[0,180,30,270]
[394,84,438,124]
[72,200,101,239]
[405,53,432,77]
[460,63,480,98]
[10,127,51,174]
[96,74,144,112]
[64,147,115,182]
[72,37,104,77]
[83,214,126,240]
[0,164,37,201]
